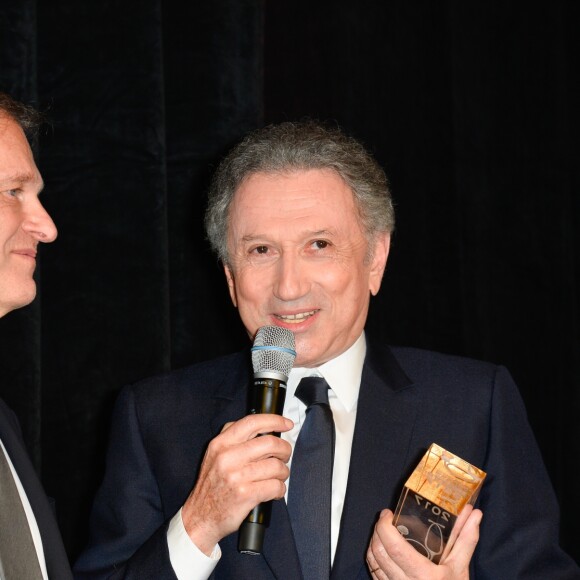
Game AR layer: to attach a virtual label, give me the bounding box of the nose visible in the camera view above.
[273,252,310,302]
[22,198,58,243]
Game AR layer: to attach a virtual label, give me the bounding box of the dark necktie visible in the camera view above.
[287,376,335,579]
[0,445,44,579]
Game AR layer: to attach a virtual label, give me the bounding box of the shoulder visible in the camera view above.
[388,345,499,380]
[367,342,513,398]
[105,351,251,447]
[118,350,251,409]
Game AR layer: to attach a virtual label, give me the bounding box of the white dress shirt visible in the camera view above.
[167,333,366,579]
[0,439,49,580]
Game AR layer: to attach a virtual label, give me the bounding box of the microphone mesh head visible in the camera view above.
[252,326,296,377]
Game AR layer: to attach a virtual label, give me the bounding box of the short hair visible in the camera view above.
[0,91,44,143]
[205,121,395,265]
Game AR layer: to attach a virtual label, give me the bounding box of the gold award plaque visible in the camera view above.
[393,443,486,564]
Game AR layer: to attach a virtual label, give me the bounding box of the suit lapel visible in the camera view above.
[261,497,303,580]
[209,354,302,579]
[209,350,253,435]
[331,344,417,580]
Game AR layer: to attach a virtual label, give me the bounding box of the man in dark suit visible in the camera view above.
[75,122,579,579]
[0,91,72,578]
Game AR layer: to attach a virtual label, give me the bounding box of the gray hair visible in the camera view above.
[205,121,395,265]
[0,91,44,144]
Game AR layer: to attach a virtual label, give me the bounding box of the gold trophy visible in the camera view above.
[393,443,486,564]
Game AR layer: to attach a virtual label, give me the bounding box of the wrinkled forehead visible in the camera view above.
[232,167,356,205]
[229,168,361,227]
[226,169,368,252]
[0,114,43,189]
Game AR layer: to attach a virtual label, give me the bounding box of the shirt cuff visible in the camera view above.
[167,508,221,580]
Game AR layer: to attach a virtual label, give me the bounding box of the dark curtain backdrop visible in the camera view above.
[1,0,578,565]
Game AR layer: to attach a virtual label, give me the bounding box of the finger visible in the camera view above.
[369,518,406,579]
[223,413,294,441]
[223,458,289,506]
[443,508,482,571]
[244,433,292,462]
[249,475,288,503]
[206,436,290,484]
[374,510,429,577]
[366,544,386,578]
[242,456,290,486]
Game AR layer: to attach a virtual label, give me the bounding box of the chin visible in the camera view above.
[293,346,323,369]
[12,286,38,311]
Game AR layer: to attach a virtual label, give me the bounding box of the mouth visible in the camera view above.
[13,249,37,259]
[274,310,319,324]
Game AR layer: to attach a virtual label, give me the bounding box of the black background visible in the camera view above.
[1,0,578,564]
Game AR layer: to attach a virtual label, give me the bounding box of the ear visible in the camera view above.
[224,264,238,307]
[368,233,390,296]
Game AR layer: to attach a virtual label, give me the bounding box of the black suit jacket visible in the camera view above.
[0,398,72,580]
[74,343,579,579]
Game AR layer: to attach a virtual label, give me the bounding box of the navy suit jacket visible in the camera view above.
[0,398,72,580]
[74,343,579,579]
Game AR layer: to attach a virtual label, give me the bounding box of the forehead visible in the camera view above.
[0,114,41,187]
[0,112,27,147]
[230,169,359,223]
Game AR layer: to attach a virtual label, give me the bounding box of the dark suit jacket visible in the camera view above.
[0,398,72,580]
[74,343,579,579]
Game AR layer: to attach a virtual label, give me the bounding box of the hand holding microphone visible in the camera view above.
[238,326,296,554]
[180,326,295,557]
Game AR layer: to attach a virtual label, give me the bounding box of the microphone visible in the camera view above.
[238,325,296,555]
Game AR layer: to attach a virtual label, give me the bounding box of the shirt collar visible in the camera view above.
[289,332,366,412]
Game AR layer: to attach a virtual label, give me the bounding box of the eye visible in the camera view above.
[311,240,330,250]
[2,189,21,198]
[251,245,269,255]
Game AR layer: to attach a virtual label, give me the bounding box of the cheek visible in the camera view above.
[233,273,267,316]
[329,270,373,327]
[0,214,20,243]
[318,263,368,300]
[234,271,260,300]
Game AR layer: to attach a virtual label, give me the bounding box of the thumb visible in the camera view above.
[444,508,482,572]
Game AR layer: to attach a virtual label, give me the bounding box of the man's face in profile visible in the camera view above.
[224,168,390,367]
[0,114,57,317]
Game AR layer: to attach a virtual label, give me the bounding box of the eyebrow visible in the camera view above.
[0,172,45,193]
[240,229,334,242]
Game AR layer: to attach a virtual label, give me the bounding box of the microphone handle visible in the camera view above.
[238,375,287,555]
